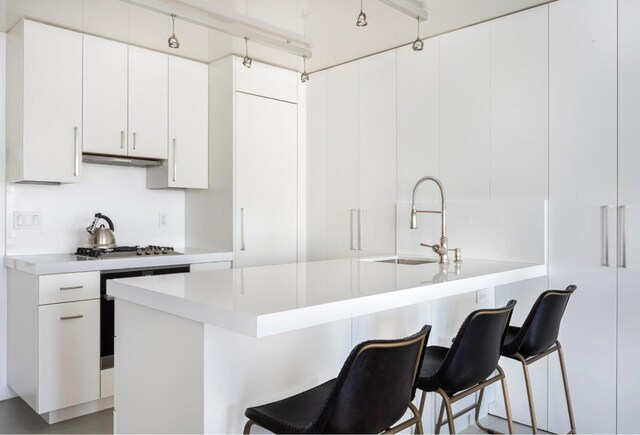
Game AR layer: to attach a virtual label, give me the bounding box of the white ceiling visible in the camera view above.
[0,0,553,72]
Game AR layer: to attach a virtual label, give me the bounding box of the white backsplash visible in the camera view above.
[5,163,186,256]
[397,198,547,264]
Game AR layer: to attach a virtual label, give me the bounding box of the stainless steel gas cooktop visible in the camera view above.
[75,245,181,259]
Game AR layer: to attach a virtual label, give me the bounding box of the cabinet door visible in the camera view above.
[23,20,82,183]
[235,93,298,267]
[38,299,100,413]
[617,1,640,432]
[128,46,168,159]
[168,56,208,188]
[83,35,128,156]
[548,1,618,433]
[358,52,396,257]
[325,62,359,259]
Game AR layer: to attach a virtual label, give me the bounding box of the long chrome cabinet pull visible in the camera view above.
[74,126,80,176]
[619,205,628,268]
[60,315,83,321]
[120,131,125,149]
[602,205,611,267]
[358,208,363,251]
[132,132,137,150]
[350,209,356,251]
[240,208,246,251]
[172,138,177,182]
[60,285,83,291]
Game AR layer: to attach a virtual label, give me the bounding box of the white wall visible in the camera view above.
[5,163,185,256]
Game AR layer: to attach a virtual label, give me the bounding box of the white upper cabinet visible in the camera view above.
[83,35,128,156]
[128,46,168,160]
[7,20,83,183]
[235,56,298,103]
[147,56,208,189]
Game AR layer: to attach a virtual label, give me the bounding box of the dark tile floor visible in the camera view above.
[0,398,112,434]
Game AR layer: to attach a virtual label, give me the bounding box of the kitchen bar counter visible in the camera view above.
[109,256,545,434]
[108,257,545,337]
[4,248,233,275]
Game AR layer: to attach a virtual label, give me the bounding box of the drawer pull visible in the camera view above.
[60,315,84,321]
[59,285,84,291]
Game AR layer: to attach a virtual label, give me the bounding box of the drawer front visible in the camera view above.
[38,299,100,413]
[39,272,100,305]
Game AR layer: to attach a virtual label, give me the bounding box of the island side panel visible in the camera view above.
[203,320,352,434]
[114,300,205,434]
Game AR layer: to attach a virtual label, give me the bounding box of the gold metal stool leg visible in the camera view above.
[434,398,445,434]
[497,366,515,435]
[437,388,456,434]
[474,387,498,434]
[515,353,538,434]
[243,420,254,434]
[557,341,577,434]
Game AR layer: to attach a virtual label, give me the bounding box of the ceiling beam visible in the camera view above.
[118,0,313,58]
[377,0,428,20]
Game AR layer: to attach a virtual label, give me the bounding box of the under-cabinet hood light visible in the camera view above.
[356,0,368,27]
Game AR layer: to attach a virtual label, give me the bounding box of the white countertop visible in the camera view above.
[4,248,233,275]
[107,256,546,337]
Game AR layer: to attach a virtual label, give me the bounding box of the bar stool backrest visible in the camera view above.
[508,285,576,358]
[436,300,517,394]
[313,325,431,434]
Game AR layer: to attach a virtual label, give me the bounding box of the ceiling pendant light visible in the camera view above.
[412,17,424,51]
[356,0,368,27]
[301,56,310,83]
[242,37,252,68]
[168,14,180,49]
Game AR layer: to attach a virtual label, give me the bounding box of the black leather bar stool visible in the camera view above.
[492,285,577,434]
[416,301,517,434]
[243,325,431,434]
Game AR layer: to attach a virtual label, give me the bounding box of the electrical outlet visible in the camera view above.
[13,211,42,230]
[476,289,489,304]
[159,213,168,227]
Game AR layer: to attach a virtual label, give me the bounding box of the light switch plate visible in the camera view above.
[13,211,42,230]
[158,213,167,227]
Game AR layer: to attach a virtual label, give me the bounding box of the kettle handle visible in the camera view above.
[95,213,115,231]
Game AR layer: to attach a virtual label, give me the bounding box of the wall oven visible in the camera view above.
[100,265,190,370]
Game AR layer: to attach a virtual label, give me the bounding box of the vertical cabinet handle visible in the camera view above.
[120,130,125,149]
[350,209,356,251]
[74,126,80,176]
[619,205,628,268]
[132,132,137,150]
[240,208,246,251]
[172,138,177,182]
[602,205,611,267]
[358,208,363,251]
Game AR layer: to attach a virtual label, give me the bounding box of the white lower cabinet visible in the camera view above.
[8,270,102,417]
[38,299,100,413]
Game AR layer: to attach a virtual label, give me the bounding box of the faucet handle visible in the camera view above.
[448,247,462,263]
[421,243,447,256]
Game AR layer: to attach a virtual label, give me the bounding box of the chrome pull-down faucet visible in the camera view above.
[410,176,462,264]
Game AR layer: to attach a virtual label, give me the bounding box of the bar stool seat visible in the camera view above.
[243,325,431,434]
[245,380,336,433]
[415,301,518,434]
[497,285,577,434]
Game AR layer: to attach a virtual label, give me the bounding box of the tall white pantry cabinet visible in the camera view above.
[186,56,302,268]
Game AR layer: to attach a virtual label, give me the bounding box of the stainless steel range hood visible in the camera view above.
[82,153,162,168]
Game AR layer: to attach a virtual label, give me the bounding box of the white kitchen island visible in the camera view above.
[108,257,546,434]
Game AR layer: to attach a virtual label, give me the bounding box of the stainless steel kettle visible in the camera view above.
[86,213,117,248]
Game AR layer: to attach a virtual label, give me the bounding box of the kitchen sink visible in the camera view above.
[371,257,439,265]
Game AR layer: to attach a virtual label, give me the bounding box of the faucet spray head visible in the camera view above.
[410,206,418,229]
